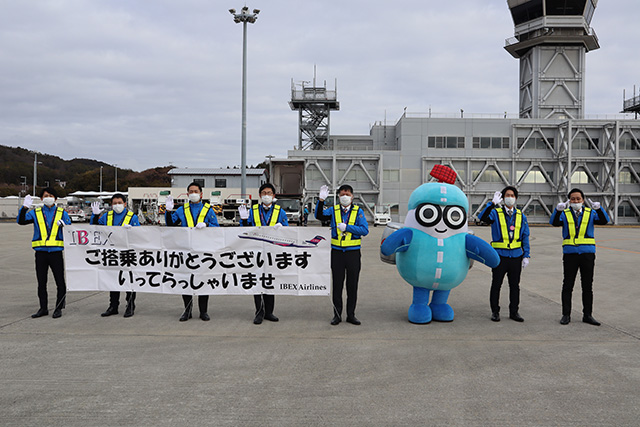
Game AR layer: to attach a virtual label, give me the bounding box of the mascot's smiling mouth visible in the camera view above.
[435,228,448,233]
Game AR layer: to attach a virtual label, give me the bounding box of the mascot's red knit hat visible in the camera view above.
[430,165,457,184]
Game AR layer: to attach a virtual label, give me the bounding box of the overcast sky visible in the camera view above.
[1,1,638,171]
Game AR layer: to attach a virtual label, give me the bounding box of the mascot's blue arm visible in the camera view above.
[380,228,413,256]
[465,234,500,268]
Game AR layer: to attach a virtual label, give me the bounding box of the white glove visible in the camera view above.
[588,198,601,210]
[195,222,206,229]
[337,223,347,232]
[123,224,132,229]
[491,191,502,205]
[522,258,530,269]
[556,200,569,211]
[319,185,329,201]
[57,219,65,227]
[91,201,103,215]
[23,195,33,208]
[165,196,174,211]
[238,205,249,220]
[273,223,283,230]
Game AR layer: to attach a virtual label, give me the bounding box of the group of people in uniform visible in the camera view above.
[478,186,609,326]
[17,182,608,326]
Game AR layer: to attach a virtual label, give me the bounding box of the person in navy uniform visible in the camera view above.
[479,186,530,322]
[550,188,609,326]
[165,182,219,321]
[90,193,141,318]
[17,187,72,318]
[315,184,369,325]
[238,183,288,324]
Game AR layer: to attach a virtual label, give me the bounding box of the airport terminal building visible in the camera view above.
[285,0,640,225]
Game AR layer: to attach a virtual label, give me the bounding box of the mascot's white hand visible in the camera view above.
[57,219,65,227]
[91,201,103,215]
[23,195,33,208]
[195,222,206,229]
[556,200,569,211]
[238,205,249,220]
[273,223,283,230]
[522,258,530,269]
[491,191,502,205]
[123,224,133,229]
[165,196,174,211]
[319,185,329,201]
[588,198,601,210]
[337,223,347,232]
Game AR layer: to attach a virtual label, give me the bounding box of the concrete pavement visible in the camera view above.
[1,222,639,426]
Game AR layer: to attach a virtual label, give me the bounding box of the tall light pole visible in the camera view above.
[114,165,118,192]
[229,6,259,198]
[100,166,103,193]
[33,154,42,193]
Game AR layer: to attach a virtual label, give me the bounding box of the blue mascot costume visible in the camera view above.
[381,165,500,324]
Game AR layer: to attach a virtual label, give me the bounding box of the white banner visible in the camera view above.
[63,225,331,296]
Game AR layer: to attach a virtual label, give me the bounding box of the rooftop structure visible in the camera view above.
[289,74,339,150]
[505,0,599,120]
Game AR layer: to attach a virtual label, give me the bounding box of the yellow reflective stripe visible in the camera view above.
[331,205,361,247]
[270,206,281,226]
[123,211,133,225]
[32,208,64,247]
[252,204,261,226]
[184,203,194,227]
[184,202,210,228]
[491,208,522,249]
[563,208,595,246]
[107,211,113,226]
[252,204,281,226]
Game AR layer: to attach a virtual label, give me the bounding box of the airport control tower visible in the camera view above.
[289,75,339,150]
[505,0,599,119]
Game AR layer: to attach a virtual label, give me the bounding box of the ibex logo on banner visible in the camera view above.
[68,229,115,246]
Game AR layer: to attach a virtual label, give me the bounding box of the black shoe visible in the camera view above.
[31,309,49,318]
[52,309,62,319]
[123,306,134,318]
[264,313,279,322]
[179,311,192,322]
[560,315,571,325]
[509,312,524,322]
[101,306,118,317]
[346,316,361,325]
[582,315,601,326]
[200,312,210,321]
[253,313,264,324]
[330,315,341,325]
[491,312,500,322]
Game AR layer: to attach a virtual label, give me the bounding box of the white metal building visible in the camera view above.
[285,0,640,225]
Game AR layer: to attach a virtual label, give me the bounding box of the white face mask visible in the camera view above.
[570,203,583,211]
[112,204,125,214]
[261,195,273,206]
[188,193,201,203]
[43,197,55,207]
[340,195,352,207]
[504,197,516,208]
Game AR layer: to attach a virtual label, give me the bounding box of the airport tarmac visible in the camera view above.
[1,222,639,426]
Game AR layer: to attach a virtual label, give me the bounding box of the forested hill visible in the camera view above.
[0,145,172,197]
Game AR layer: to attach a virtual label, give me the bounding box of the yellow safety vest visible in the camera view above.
[32,207,64,248]
[331,205,361,247]
[563,207,595,246]
[107,210,133,226]
[184,202,211,228]
[491,208,523,249]
[252,204,281,226]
